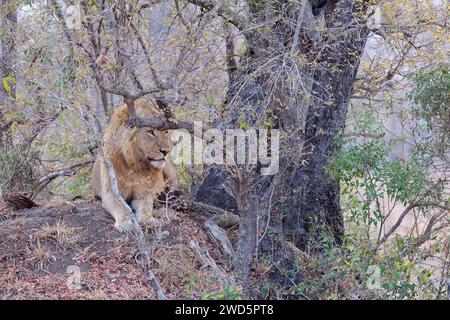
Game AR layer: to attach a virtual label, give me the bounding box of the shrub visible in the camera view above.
[0,144,38,193]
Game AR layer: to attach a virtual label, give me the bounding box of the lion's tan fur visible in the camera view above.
[91,100,178,231]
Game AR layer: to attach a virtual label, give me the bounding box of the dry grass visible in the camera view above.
[0,188,9,218]
[0,201,232,299]
[26,239,56,270]
[34,221,81,248]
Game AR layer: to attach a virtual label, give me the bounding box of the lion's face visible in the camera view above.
[134,128,173,169]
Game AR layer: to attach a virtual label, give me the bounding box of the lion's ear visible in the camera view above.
[121,126,138,141]
[126,126,139,135]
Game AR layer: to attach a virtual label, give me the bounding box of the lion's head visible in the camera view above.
[133,127,173,169]
[102,100,175,172]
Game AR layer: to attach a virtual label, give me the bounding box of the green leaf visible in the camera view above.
[2,75,15,95]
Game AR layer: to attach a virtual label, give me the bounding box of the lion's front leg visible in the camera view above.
[131,193,160,226]
[95,160,133,232]
[102,191,134,232]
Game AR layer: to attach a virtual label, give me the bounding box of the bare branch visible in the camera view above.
[32,161,95,199]
[188,0,247,31]
[416,211,448,246]
[378,202,450,246]
[189,239,235,287]
[205,216,236,257]
[128,116,194,133]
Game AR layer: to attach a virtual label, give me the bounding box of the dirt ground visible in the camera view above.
[0,199,234,299]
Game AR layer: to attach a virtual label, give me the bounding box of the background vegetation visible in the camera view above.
[0,0,448,299]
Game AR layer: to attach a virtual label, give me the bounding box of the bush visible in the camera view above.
[0,144,38,193]
[294,228,445,300]
[296,103,450,300]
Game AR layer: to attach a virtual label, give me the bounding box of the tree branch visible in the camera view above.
[378,202,450,246]
[189,239,235,287]
[188,0,247,31]
[32,161,94,199]
[128,116,194,133]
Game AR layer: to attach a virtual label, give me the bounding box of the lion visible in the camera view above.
[91,99,179,232]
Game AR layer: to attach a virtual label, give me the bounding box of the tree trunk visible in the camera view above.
[193,0,371,294]
[284,1,370,248]
[223,1,311,292]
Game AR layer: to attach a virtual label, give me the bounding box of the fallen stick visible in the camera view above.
[205,218,235,257]
[189,239,235,287]
[156,194,239,258]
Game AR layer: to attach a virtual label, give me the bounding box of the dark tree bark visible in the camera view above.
[215,1,313,291]
[284,1,370,248]
[195,167,237,211]
[191,0,371,294]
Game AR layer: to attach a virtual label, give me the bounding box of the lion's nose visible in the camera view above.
[160,149,169,157]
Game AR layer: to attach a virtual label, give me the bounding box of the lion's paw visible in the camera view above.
[137,212,160,226]
[114,218,134,232]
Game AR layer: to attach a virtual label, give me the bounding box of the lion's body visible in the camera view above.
[92,100,179,231]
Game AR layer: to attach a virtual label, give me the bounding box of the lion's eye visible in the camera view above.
[147,129,155,136]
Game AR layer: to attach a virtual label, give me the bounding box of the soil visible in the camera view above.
[0,199,233,299]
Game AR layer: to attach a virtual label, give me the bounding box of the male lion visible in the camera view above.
[92,100,179,232]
